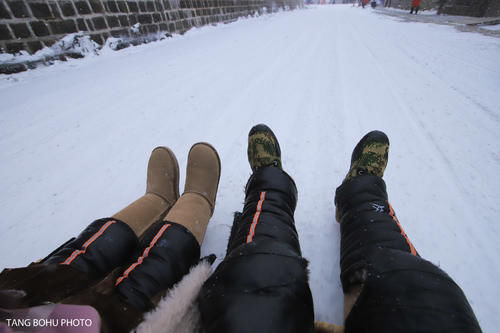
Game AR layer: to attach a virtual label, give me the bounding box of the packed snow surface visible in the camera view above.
[482,24,500,31]
[1,5,499,332]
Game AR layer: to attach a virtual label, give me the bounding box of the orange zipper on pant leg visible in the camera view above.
[246,192,266,243]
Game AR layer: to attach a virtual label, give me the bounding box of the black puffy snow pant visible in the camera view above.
[335,175,482,333]
[199,166,315,333]
[0,218,200,332]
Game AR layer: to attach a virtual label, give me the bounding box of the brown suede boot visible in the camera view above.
[165,143,221,245]
[113,147,180,236]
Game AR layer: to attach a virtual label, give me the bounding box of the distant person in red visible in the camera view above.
[362,0,369,8]
[410,0,421,14]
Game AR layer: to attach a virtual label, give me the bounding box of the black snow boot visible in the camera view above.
[114,220,200,311]
[43,218,138,279]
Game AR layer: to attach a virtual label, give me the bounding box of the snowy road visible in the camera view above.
[1,5,499,331]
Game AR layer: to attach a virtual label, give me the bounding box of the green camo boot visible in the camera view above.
[248,124,282,172]
[344,130,390,182]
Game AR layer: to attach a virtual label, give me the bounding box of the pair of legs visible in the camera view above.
[0,143,220,331]
[410,6,420,14]
[198,125,481,332]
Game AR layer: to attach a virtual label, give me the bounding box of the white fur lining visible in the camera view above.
[134,261,213,333]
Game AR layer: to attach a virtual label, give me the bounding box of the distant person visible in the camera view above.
[385,0,392,7]
[0,143,221,332]
[410,0,421,14]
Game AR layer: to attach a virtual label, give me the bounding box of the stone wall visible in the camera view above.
[484,0,500,17]
[439,0,489,17]
[0,0,302,55]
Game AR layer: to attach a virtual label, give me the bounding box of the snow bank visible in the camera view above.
[0,34,99,65]
[0,29,177,74]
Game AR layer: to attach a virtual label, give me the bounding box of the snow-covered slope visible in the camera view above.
[1,5,499,332]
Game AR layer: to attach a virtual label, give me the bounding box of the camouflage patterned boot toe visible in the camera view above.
[248,124,282,172]
[344,130,389,182]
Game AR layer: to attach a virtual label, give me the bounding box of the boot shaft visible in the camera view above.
[114,221,200,311]
[146,146,180,205]
[227,166,300,256]
[44,218,138,279]
[183,142,221,214]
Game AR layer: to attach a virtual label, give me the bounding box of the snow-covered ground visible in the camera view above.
[1,4,499,331]
[482,24,500,31]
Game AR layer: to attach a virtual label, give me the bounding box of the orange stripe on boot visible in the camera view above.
[115,223,171,286]
[60,220,117,265]
[388,202,417,256]
[246,192,266,243]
